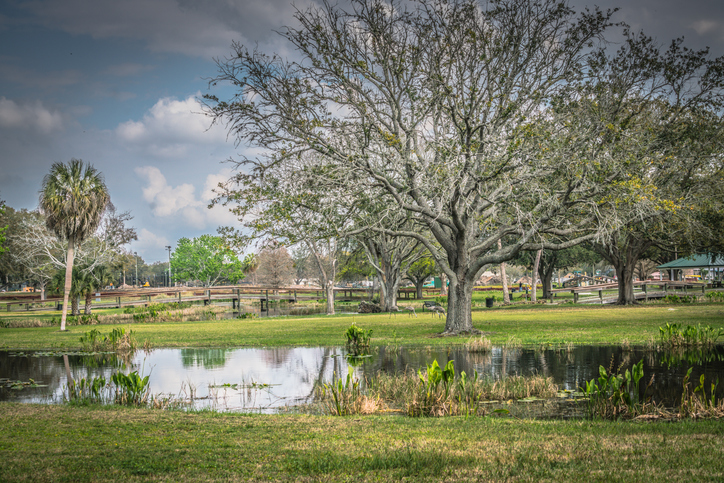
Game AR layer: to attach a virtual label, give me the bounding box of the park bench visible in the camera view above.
[422,301,442,311]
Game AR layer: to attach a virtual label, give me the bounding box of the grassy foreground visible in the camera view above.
[1,304,723,350]
[0,403,722,482]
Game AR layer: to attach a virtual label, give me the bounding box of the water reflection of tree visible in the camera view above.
[260,348,293,368]
[180,349,231,369]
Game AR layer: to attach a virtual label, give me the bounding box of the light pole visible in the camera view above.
[165,246,172,288]
[134,252,138,288]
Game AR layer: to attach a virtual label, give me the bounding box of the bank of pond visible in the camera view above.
[2,341,724,420]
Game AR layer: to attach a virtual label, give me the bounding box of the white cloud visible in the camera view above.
[135,228,170,253]
[135,165,238,230]
[690,20,721,36]
[116,94,226,157]
[0,97,64,133]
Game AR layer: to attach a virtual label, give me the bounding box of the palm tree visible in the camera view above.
[40,159,110,330]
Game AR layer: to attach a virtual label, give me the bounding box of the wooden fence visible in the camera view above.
[0,285,441,313]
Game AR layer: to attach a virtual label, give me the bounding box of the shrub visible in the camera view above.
[66,314,99,325]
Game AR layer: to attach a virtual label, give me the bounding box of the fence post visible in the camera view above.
[178,291,182,304]
[599,290,603,304]
[573,291,579,304]
[643,283,648,302]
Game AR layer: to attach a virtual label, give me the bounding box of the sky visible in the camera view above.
[1,0,723,263]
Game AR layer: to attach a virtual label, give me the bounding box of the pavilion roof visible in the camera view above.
[657,254,724,269]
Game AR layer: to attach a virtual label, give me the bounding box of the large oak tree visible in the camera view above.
[206,0,721,332]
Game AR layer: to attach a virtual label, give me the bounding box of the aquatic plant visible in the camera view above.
[345,323,372,352]
[1,378,47,390]
[64,375,108,404]
[456,369,482,417]
[367,368,557,417]
[111,370,150,406]
[679,368,724,419]
[79,327,137,352]
[407,359,456,417]
[582,359,653,420]
[322,367,380,416]
[658,323,724,349]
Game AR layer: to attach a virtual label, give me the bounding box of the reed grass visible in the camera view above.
[466,335,492,353]
[320,363,559,418]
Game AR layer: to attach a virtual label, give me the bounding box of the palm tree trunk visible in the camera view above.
[85,291,92,315]
[72,296,80,316]
[60,237,75,331]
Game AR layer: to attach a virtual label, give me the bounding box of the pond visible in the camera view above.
[2,345,723,415]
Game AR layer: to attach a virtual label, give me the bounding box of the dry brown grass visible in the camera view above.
[466,335,492,353]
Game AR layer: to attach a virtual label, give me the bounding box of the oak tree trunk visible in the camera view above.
[444,275,475,334]
[614,262,638,305]
[415,279,424,300]
[541,266,555,300]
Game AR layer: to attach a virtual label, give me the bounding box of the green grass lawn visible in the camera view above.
[1,303,723,350]
[0,403,722,482]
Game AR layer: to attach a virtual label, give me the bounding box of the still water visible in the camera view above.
[2,345,723,413]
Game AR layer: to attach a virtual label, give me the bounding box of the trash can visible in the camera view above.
[485,297,495,308]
